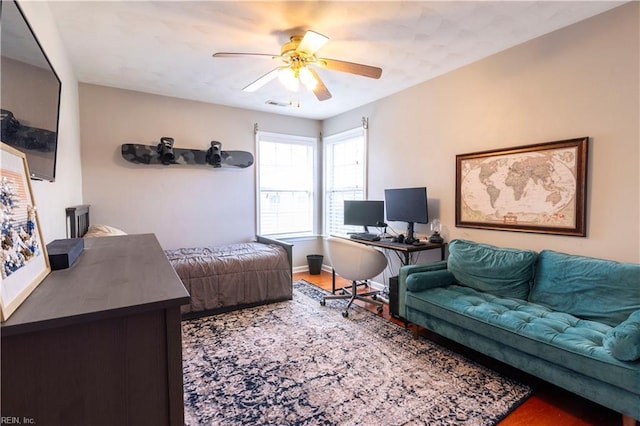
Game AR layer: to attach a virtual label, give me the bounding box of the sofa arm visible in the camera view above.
[398,260,447,318]
[406,269,455,292]
[603,310,640,361]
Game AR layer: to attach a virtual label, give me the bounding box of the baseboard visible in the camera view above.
[292,265,307,273]
[293,264,333,274]
[368,279,386,291]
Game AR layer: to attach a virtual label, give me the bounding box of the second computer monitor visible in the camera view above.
[384,187,429,243]
[344,200,385,233]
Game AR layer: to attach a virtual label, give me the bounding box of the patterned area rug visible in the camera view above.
[182,280,532,425]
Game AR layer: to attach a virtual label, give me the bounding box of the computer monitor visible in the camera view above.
[384,187,429,243]
[343,200,385,233]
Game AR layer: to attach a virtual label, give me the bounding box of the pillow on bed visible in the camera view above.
[84,224,128,238]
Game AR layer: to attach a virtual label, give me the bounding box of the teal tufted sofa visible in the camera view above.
[399,239,640,423]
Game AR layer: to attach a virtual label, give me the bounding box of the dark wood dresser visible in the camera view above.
[1,234,190,426]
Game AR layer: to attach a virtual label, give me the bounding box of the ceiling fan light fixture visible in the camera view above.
[299,67,317,90]
[278,67,299,92]
[215,29,376,103]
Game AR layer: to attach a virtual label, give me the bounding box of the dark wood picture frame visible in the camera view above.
[456,137,588,237]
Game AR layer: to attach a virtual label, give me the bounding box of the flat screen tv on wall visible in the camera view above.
[1,0,62,181]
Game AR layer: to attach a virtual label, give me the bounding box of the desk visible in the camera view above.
[331,235,446,293]
[358,238,446,266]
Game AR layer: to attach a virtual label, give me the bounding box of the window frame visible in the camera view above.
[255,130,318,238]
[323,126,368,236]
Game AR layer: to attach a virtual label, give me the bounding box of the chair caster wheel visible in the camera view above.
[377,306,383,313]
[342,311,349,318]
[320,300,326,306]
[372,294,378,300]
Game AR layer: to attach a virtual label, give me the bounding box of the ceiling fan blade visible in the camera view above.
[307,67,332,101]
[318,58,382,79]
[296,30,329,55]
[213,52,277,59]
[242,67,282,92]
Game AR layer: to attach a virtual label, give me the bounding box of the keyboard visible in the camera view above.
[350,233,381,242]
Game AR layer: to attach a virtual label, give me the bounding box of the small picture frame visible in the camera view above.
[1,142,50,321]
[456,137,588,237]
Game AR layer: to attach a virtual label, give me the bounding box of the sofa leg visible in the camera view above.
[412,325,419,340]
[622,414,638,426]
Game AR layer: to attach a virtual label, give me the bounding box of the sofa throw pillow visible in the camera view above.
[530,250,640,327]
[447,239,537,300]
[603,310,640,361]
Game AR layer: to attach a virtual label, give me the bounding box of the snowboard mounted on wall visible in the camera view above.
[121,137,254,169]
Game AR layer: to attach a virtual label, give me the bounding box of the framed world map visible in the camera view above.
[456,137,588,236]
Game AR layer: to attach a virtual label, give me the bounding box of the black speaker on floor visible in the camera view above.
[389,276,400,319]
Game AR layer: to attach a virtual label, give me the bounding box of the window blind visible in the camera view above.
[324,127,366,236]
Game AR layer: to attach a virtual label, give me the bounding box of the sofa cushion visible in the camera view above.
[447,239,537,300]
[603,310,640,361]
[405,285,640,394]
[530,250,640,327]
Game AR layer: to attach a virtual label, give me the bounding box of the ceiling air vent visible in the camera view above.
[265,100,290,107]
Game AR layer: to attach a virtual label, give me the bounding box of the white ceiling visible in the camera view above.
[46,1,624,120]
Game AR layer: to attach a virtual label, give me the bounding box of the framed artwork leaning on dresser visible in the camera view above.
[0,142,50,321]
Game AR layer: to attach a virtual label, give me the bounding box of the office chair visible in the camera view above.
[320,236,387,317]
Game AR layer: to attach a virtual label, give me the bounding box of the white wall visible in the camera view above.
[325,2,639,264]
[78,2,638,268]
[79,84,320,250]
[17,2,83,243]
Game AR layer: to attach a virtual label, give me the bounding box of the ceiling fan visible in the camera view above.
[213,30,382,102]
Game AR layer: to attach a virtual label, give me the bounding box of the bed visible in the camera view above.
[66,205,293,318]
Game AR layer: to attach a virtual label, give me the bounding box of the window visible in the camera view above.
[324,127,367,236]
[256,131,316,237]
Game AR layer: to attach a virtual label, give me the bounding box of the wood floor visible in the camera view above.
[294,270,630,426]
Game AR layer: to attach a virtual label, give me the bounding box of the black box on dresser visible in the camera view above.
[46,238,84,270]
